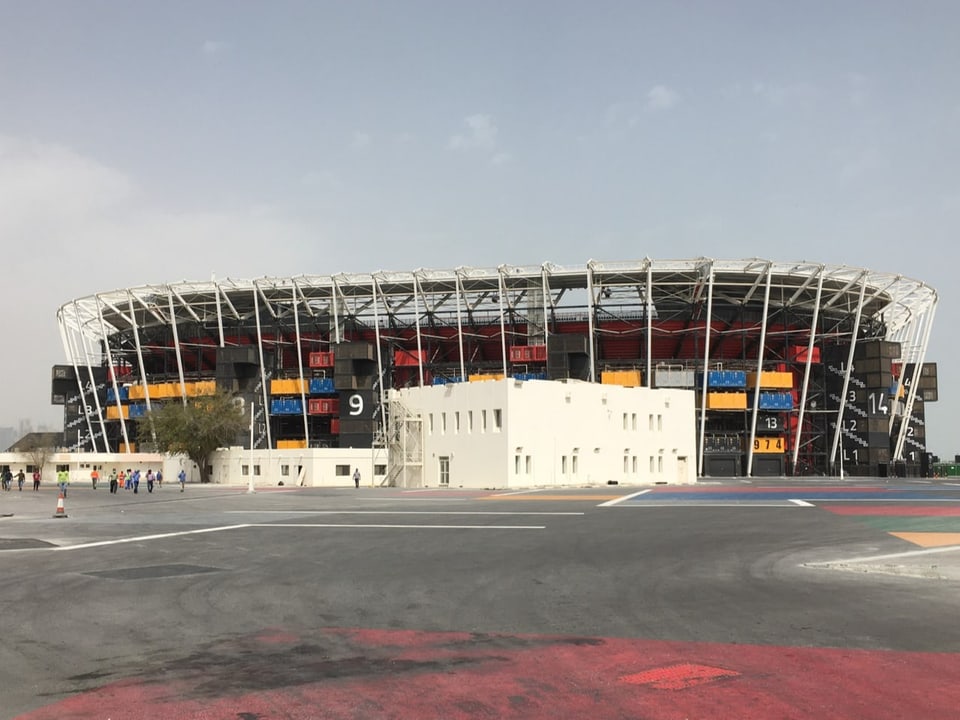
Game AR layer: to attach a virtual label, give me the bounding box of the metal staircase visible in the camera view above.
[381,391,423,488]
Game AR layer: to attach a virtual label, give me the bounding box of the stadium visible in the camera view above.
[52,258,939,483]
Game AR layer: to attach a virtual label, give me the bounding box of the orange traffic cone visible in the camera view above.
[53,492,68,519]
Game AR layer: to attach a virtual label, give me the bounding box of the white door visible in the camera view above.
[439,456,450,487]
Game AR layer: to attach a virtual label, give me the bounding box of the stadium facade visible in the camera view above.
[53,258,939,481]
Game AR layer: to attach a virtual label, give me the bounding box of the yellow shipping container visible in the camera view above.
[106,405,130,420]
[128,384,146,400]
[601,369,642,387]
[271,378,308,395]
[468,373,505,382]
[277,439,308,449]
[193,380,217,396]
[120,442,137,453]
[747,371,793,389]
[706,392,748,410]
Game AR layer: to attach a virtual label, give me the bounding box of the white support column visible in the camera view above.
[127,292,155,446]
[253,281,272,450]
[68,301,100,452]
[293,280,310,448]
[372,277,387,440]
[646,259,653,387]
[214,281,225,348]
[586,263,597,382]
[541,264,551,359]
[498,267,508,377]
[97,294,131,453]
[413,272,425,387]
[331,277,342,344]
[77,312,106,452]
[746,263,773,477]
[792,267,824,472]
[829,273,868,474]
[894,296,938,461]
[168,290,187,405]
[696,261,715,478]
[455,270,466,380]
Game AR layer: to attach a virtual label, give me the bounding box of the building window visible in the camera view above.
[253,465,261,476]
[623,456,629,473]
[632,413,637,430]
[493,408,502,432]
[658,456,663,473]
[468,410,473,433]
[561,456,568,474]
[623,413,628,430]
[572,455,578,474]
[649,414,654,431]
[482,409,487,433]
[281,465,290,476]
[525,455,532,474]
[632,456,638,473]
[657,414,663,431]
[336,464,351,476]
[515,455,521,474]
[429,413,434,435]
[650,456,655,473]
[374,464,386,475]
[241,464,249,476]
[455,411,461,433]
[441,412,447,434]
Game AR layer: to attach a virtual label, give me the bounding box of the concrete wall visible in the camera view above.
[395,378,697,489]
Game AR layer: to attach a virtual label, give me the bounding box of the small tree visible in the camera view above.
[141,391,248,483]
[21,437,53,479]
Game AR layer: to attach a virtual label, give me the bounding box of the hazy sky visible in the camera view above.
[1,2,957,455]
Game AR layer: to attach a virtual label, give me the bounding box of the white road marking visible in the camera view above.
[225,510,583,516]
[790,499,814,506]
[55,524,251,551]
[490,488,546,496]
[598,489,651,507]
[608,502,809,508]
[247,523,545,530]
[815,544,960,566]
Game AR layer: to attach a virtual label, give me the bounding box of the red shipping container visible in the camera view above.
[394,349,424,367]
[308,398,340,415]
[308,351,335,368]
[331,418,340,434]
[509,345,547,363]
[789,345,820,364]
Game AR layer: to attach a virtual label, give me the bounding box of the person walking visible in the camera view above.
[57,468,69,497]
[108,468,118,494]
[353,467,361,489]
[132,469,140,494]
[32,469,41,491]
[156,469,163,488]
[146,469,155,493]
[1,468,11,491]
[90,467,100,490]
[178,468,186,492]
[16,469,25,491]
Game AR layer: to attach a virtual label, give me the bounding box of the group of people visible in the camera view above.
[1,468,29,491]
[2,467,188,496]
[100,467,188,493]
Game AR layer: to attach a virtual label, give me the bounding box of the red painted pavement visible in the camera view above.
[16,627,960,720]
[822,505,960,516]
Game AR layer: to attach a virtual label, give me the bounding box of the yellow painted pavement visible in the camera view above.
[483,494,626,501]
[889,532,960,548]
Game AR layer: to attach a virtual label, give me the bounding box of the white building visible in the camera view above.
[390,378,696,489]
